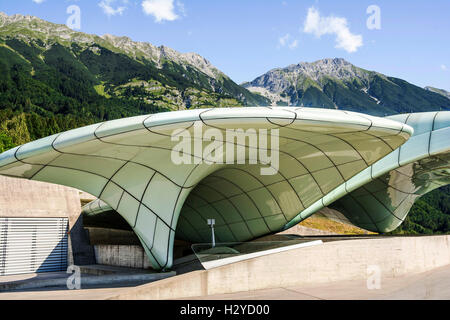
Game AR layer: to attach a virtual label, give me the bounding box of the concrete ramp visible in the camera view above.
[109,235,450,300]
[194,240,323,269]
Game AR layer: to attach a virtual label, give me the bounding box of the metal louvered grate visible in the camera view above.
[0,218,68,276]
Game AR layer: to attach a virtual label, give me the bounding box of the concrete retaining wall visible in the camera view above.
[0,176,81,227]
[0,176,95,265]
[94,245,153,269]
[110,235,450,300]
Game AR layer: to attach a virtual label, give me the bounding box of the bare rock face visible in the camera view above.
[244,58,370,95]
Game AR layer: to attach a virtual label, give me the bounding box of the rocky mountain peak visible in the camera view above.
[425,86,450,99]
[281,58,365,82]
[243,58,450,114]
[0,12,223,80]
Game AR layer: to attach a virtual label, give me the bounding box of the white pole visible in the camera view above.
[207,219,216,248]
[211,224,215,248]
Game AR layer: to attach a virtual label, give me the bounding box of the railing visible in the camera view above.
[191,239,323,269]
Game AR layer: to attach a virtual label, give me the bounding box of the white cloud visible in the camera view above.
[142,0,180,22]
[278,33,298,50]
[279,34,290,47]
[441,64,448,71]
[289,39,298,49]
[176,1,186,17]
[32,0,45,3]
[303,7,363,53]
[99,0,127,17]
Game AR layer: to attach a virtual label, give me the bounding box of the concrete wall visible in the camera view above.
[0,176,81,227]
[94,245,153,269]
[110,235,450,300]
[0,176,95,265]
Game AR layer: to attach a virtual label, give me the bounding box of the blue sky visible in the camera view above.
[1,0,449,90]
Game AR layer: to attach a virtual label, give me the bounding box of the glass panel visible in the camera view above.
[195,205,226,225]
[95,115,148,138]
[100,182,124,210]
[267,181,303,218]
[190,184,225,202]
[53,123,101,150]
[434,112,450,131]
[405,112,435,135]
[214,225,236,243]
[381,134,408,150]
[277,153,308,179]
[184,193,208,209]
[291,144,334,172]
[237,164,285,186]
[372,149,399,179]
[51,154,125,178]
[212,168,263,191]
[264,214,287,230]
[430,127,450,155]
[134,206,157,248]
[289,174,323,208]
[399,133,430,166]
[1,162,43,179]
[322,184,347,207]
[33,166,108,197]
[229,194,261,220]
[178,206,206,230]
[151,219,170,266]
[116,192,140,226]
[191,240,322,270]
[112,162,155,199]
[247,218,271,236]
[228,222,252,241]
[247,188,282,216]
[312,167,344,194]
[142,173,181,225]
[211,200,244,224]
[132,148,196,186]
[334,132,392,164]
[337,159,367,180]
[201,176,242,198]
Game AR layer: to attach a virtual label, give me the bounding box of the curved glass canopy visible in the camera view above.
[325,112,450,232]
[0,107,423,270]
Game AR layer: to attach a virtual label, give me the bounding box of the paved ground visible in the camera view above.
[2,264,450,300]
[0,265,174,299]
[189,264,450,300]
[0,284,131,300]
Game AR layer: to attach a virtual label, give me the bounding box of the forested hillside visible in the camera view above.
[0,13,269,149]
[389,186,450,235]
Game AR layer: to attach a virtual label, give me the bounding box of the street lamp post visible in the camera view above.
[207,219,216,248]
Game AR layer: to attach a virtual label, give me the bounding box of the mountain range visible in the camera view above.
[0,12,269,113]
[425,86,450,99]
[243,58,450,116]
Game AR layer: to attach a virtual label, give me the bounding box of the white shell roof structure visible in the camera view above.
[0,107,415,270]
[323,111,450,232]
